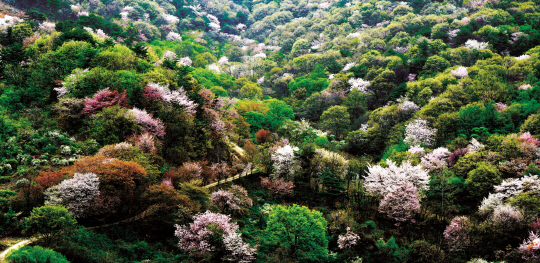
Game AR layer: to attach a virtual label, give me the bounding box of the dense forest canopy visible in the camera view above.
[1,0,540,262]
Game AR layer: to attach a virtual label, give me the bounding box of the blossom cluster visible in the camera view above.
[378,182,421,225]
[420,147,450,172]
[128,108,166,137]
[144,82,198,114]
[404,119,437,147]
[348,78,371,93]
[519,232,540,260]
[444,216,471,251]
[364,160,430,197]
[260,177,295,194]
[337,227,360,249]
[270,144,299,179]
[175,211,257,262]
[45,173,100,218]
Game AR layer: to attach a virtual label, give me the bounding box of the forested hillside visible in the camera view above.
[1,0,540,262]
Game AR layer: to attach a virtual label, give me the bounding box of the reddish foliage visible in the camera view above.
[82,88,129,114]
[35,171,66,188]
[60,155,149,199]
[10,185,45,214]
[531,218,540,233]
[143,184,192,209]
[99,159,149,197]
[255,129,271,144]
[86,193,122,220]
[260,177,295,194]
[142,85,164,106]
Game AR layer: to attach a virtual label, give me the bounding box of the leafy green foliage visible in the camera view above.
[7,246,70,263]
[264,204,328,262]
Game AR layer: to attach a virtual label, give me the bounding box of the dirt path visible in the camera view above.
[204,169,253,188]
[0,1,22,13]
[0,166,256,260]
[0,237,38,262]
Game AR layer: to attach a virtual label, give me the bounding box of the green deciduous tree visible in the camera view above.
[320,105,350,138]
[465,162,502,203]
[24,205,77,246]
[265,204,328,262]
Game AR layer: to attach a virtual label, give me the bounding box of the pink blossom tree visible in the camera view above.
[448,148,469,167]
[378,182,421,225]
[211,185,253,216]
[175,211,256,262]
[519,232,540,261]
[421,147,450,172]
[444,216,472,252]
[260,177,295,194]
[82,88,129,114]
[337,227,360,249]
[210,161,229,182]
[143,82,198,114]
[127,108,166,137]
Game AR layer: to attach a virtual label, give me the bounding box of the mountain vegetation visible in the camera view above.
[1,0,540,262]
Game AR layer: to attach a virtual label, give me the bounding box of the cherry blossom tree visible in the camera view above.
[519,232,540,260]
[451,66,468,78]
[404,119,437,147]
[337,227,360,249]
[490,204,524,226]
[175,211,256,262]
[444,216,472,252]
[421,147,450,172]
[465,39,488,50]
[143,82,198,114]
[44,173,100,218]
[260,177,294,194]
[166,32,182,42]
[127,108,166,137]
[364,160,429,197]
[211,185,253,215]
[270,144,299,179]
[378,182,421,225]
[82,88,129,114]
[348,78,371,93]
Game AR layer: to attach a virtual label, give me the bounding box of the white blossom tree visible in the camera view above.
[364,160,430,197]
[45,173,100,218]
[404,119,437,147]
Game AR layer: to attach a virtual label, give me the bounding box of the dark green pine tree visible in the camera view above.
[320,169,346,206]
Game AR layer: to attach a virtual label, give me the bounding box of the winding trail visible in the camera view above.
[0,167,256,260]
[0,237,38,262]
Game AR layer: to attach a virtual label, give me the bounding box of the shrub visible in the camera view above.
[6,246,69,263]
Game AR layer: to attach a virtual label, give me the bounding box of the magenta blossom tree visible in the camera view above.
[82,88,129,114]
